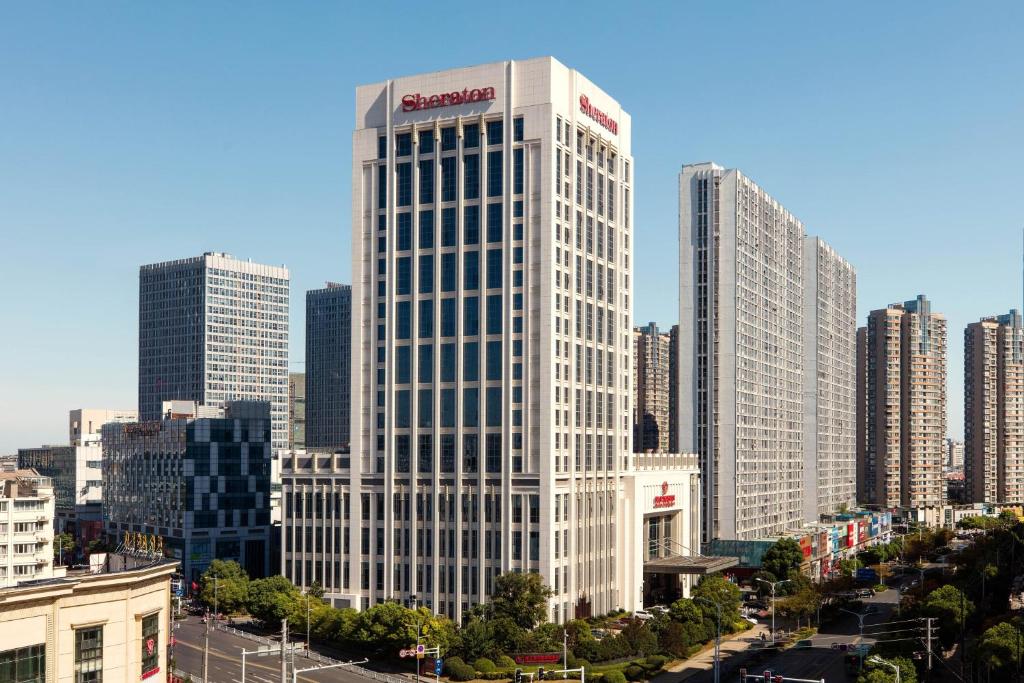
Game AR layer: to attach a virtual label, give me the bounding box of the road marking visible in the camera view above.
[174,640,343,683]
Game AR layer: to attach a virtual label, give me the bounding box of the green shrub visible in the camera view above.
[446,657,476,682]
[474,658,497,674]
[603,671,627,683]
[643,655,667,671]
[682,644,701,658]
[623,665,645,681]
[565,652,578,669]
[576,660,591,672]
[873,584,888,592]
[495,655,516,670]
[476,673,511,681]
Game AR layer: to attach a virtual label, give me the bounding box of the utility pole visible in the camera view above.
[203,609,210,683]
[562,630,568,679]
[280,618,289,683]
[924,617,935,671]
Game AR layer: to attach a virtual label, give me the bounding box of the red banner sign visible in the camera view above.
[514,654,561,665]
[402,87,496,112]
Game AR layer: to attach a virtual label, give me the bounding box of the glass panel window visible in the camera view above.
[419,130,434,154]
[486,120,503,145]
[441,207,457,246]
[75,626,103,683]
[395,133,412,157]
[513,148,523,194]
[418,160,434,204]
[0,644,45,683]
[441,299,456,337]
[463,296,479,336]
[463,154,480,199]
[397,212,412,250]
[464,205,480,245]
[486,295,502,334]
[396,162,412,206]
[487,150,502,197]
[513,117,524,142]
[441,157,457,202]
[441,127,457,151]
[441,253,457,292]
[463,123,480,148]
[418,209,434,248]
[464,252,480,290]
[486,249,503,289]
[487,203,502,243]
[464,342,479,381]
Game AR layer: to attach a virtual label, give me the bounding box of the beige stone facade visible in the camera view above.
[0,559,175,683]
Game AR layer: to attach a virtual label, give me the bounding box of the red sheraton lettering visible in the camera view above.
[579,94,618,134]
[653,495,676,509]
[401,87,496,112]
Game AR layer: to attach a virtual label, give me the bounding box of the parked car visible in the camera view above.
[794,639,814,649]
[633,609,655,621]
[856,589,875,598]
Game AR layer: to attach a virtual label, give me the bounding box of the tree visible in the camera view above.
[977,621,1024,672]
[350,602,421,651]
[53,533,76,560]
[199,560,249,614]
[247,575,300,627]
[692,574,741,623]
[456,617,496,662]
[489,571,554,629]
[922,584,974,648]
[857,655,918,683]
[776,586,821,628]
[762,538,804,583]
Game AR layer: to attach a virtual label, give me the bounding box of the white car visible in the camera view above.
[633,609,655,621]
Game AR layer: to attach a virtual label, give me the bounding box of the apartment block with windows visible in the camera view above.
[801,236,857,519]
[349,57,634,622]
[964,310,1024,503]
[633,323,673,453]
[857,295,947,511]
[305,282,352,450]
[0,470,59,588]
[678,163,806,541]
[138,252,290,452]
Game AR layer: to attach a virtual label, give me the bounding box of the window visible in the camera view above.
[441,343,456,382]
[463,155,480,199]
[487,150,502,196]
[486,249,503,289]
[463,388,479,427]
[418,344,433,382]
[441,127,456,151]
[396,346,411,383]
[487,203,502,242]
[378,136,387,160]
[441,207,457,246]
[464,252,480,290]
[464,342,479,381]
[464,205,480,245]
[75,626,103,682]
[513,117,524,142]
[397,212,412,250]
[486,120,503,145]
[464,123,480,148]
[419,130,434,154]
[396,301,411,339]
[0,644,45,683]
[441,253,457,292]
[440,390,456,428]
[377,164,387,209]
[418,209,434,248]
[463,296,479,335]
[486,387,502,426]
[396,391,410,428]
[141,614,159,679]
[441,157,457,202]
[486,295,502,334]
[513,148,523,194]
[396,163,412,206]
[395,132,412,157]
[419,160,434,204]
[486,341,502,380]
[441,299,456,337]
[418,255,433,294]
[396,257,411,295]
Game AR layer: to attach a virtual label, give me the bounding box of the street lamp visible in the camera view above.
[868,655,901,683]
[838,607,866,639]
[693,597,722,683]
[754,578,792,644]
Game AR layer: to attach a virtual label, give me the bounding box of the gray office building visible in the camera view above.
[101,400,272,581]
[138,252,290,452]
[305,283,352,450]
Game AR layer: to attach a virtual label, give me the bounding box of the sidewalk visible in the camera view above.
[663,622,771,679]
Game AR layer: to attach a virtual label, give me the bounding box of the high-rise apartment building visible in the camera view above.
[857,295,947,511]
[668,325,680,453]
[0,470,59,587]
[138,252,290,451]
[348,57,640,622]
[305,283,352,450]
[101,401,272,581]
[801,237,857,520]
[289,373,306,450]
[964,310,1024,503]
[633,323,672,452]
[947,438,965,469]
[678,163,806,541]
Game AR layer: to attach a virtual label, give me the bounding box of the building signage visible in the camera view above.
[402,86,496,112]
[653,481,676,509]
[125,422,161,436]
[579,95,618,134]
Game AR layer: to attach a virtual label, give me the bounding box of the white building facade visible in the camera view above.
[347,57,643,622]
[802,237,857,520]
[0,470,60,588]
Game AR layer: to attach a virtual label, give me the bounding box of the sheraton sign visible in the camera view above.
[402,86,496,112]
[579,94,618,134]
[653,481,676,509]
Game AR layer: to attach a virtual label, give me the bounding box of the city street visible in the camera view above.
[655,576,911,683]
[172,616,396,683]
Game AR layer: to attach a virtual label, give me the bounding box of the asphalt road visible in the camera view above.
[172,616,387,683]
[656,576,913,683]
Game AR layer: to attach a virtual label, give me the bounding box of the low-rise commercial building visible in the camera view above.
[1,470,63,588]
[101,400,272,581]
[17,445,103,543]
[0,553,176,683]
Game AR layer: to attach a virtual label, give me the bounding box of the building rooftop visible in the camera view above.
[0,468,51,498]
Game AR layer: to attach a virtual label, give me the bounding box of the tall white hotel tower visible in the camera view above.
[350,57,639,622]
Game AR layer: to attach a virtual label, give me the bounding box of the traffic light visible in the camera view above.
[763,672,772,683]
[514,669,523,683]
[538,667,546,680]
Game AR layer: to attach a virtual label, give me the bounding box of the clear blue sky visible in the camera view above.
[2,2,1022,452]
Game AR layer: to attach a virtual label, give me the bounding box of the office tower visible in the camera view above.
[633,323,672,452]
[668,325,680,453]
[802,237,857,520]
[348,57,643,622]
[305,283,352,450]
[679,162,806,541]
[964,310,1024,503]
[0,469,57,587]
[289,373,306,450]
[69,408,137,446]
[947,438,965,469]
[101,400,272,580]
[857,295,947,511]
[137,252,289,452]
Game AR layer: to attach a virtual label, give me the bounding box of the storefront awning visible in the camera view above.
[643,555,739,575]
